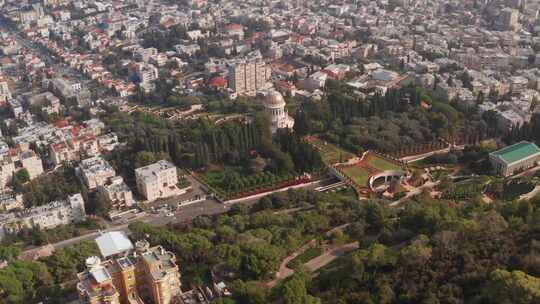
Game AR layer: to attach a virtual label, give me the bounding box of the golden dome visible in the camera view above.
[264,91,286,107]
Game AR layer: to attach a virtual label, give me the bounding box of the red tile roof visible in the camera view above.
[224,23,242,31]
[210,76,227,88]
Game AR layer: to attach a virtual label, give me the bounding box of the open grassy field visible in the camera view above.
[366,155,402,171]
[341,165,371,187]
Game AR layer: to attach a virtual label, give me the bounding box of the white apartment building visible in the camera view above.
[497,8,519,31]
[8,99,23,118]
[0,77,11,104]
[76,156,116,190]
[0,148,44,189]
[98,176,135,209]
[510,76,528,95]
[43,0,71,7]
[19,150,44,179]
[0,141,6,157]
[228,59,271,95]
[97,133,120,152]
[135,63,159,85]
[134,47,158,62]
[28,92,61,115]
[0,191,23,212]
[174,44,200,57]
[150,53,168,67]
[0,159,16,190]
[83,119,106,135]
[50,140,79,166]
[135,160,178,202]
[18,4,44,24]
[50,136,100,167]
[0,193,86,239]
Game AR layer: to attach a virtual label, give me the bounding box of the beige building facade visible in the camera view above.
[77,235,182,304]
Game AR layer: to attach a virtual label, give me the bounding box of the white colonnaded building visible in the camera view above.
[263,90,295,133]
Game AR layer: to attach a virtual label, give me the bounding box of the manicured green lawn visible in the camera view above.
[367,156,402,172]
[321,148,354,164]
[309,139,355,165]
[341,166,370,187]
[287,246,323,269]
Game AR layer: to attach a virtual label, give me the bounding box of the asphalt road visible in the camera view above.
[23,178,328,255]
[23,198,227,255]
[144,198,232,226]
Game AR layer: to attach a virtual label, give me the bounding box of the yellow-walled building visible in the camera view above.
[77,232,182,304]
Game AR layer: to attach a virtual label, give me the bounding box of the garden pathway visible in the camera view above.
[266,223,352,288]
[305,241,359,272]
[390,181,439,207]
[400,145,465,163]
[267,240,316,288]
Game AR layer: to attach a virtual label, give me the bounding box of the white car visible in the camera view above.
[166,212,174,217]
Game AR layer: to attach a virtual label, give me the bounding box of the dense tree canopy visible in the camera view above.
[296,83,493,154]
[128,189,360,285]
[104,110,323,186]
[312,194,540,304]
[0,240,98,304]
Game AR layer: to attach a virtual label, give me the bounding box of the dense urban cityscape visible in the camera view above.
[0,0,539,303]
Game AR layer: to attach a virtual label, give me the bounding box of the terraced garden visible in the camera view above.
[338,153,405,189]
[306,137,356,165]
[366,154,403,171]
[340,165,371,187]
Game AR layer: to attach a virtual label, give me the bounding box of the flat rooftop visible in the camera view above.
[135,160,175,180]
[491,141,540,164]
[95,231,134,258]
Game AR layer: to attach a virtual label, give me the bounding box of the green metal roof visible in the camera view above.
[491,141,540,164]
